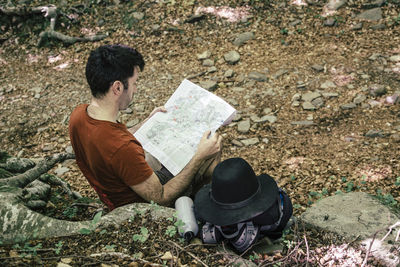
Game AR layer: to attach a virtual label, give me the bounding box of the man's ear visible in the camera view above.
[111,80,123,96]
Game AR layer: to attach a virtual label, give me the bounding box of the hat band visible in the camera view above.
[209,181,260,210]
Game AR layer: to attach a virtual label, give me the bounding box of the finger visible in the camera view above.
[202,130,211,140]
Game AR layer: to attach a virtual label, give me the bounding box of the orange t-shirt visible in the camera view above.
[69,104,153,210]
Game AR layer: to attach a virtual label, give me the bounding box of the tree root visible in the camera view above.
[39,173,82,199]
[0,153,75,188]
[38,30,107,47]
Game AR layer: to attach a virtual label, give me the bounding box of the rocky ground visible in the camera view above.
[0,0,400,266]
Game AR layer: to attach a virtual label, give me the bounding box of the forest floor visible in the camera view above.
[0,0,399,266]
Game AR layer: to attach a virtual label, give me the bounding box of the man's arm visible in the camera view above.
[130,130,222,206]
[128,106,167,134]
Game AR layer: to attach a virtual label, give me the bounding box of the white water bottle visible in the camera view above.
[174,196,199,241]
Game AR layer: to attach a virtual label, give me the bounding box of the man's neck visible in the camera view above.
[87,98,119,123]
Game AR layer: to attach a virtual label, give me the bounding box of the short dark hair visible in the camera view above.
[85,45,145,98]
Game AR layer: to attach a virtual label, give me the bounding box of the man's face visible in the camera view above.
[119,66,139,110]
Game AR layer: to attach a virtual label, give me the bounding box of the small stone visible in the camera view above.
[232,113,242,122]
[233,32,254,46]
[272,69,288,79]
[292,100,300,107]
[369,84,387,96]
[241,137,259,146]
[291,121,315,126]
[227,98,238,106]
[389,55,400,62]
[207,66,217,73]
[184,14,205,23]
[292,93,301,102]
[42,144,54,152]
[248,71,268,82]
[311,97,324,108]
[202,59,214,66]
[224,69,234,78]
[199,81,218,91]
[311,64,324,72]
[238,119,250,133]
[340,103,357,110]
[160,251,175,260]
[232,139,244,147]
[289,19,301,27]
[322,92,339,98]
[65,146,73,154]
[261,115,277,123]
[224,51,240,64]
[55,166,70,176]
[365,129,384,138]
[34,93,41,99]
[135,104,145,112]
[302,92,321,102]
[263,108,272,114]
[197,51,211,60]
[351,22,363,30]
[353,94,367,104]
[320,81,336,89]
[132,12,144,20]
[123,107,133,114]
[356,8,383,21]
[370,24,386,30]
[262,138,269,144]
[232,87,245,92]
[324,18,336,27]
[302,102,316,110]
[126,118,139,128]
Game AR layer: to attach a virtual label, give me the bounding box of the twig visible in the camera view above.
[168,240,209,267]
[381,221,400,242]
[361,232,378,267]
[90,252,163,266]
[304,234,310,267]
[71,203,101,209]
[186,71,207,80]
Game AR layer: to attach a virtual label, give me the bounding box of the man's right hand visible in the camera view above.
[196,130,222,160]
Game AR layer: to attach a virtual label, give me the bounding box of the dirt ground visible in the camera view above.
[0,0,399,266]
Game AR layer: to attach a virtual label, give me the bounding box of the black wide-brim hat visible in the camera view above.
[194,157,279,226]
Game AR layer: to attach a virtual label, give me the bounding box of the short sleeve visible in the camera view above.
[111,141,153,186]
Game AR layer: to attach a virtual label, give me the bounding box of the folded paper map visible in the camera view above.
[134,79,236,175]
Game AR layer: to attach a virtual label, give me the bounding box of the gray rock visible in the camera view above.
[353,94,367,104]
[232,113,242,122]
[248,71,268,82]
[311,97,324,108]
[301,192,399,267]
[302,92,321,102]
[369,84,387,96]
[370,23,386,30]
[202,59,214,66]
[365,129,384,137]
[292,100,301,107]
[389,55,400,62]
[224,69,234,78]
[122,107,133,114]
[324,18,336,26]
[261,115,277,123]
[126,118,139,128]
[272,69,288,79]
[224,51,240,64]
[207,66,217,73]
[263,108,272,114]
[238,119,251,133]
[231,139,244,147]
[132,12,144,20]
[320,81,336,89]
[340,103,357,110]
[292,93,301,102]
[356,8,383,21]
[197,51,211,60]
[311,64,324,72]
[290,121,315,126]
[289,19,301,27]
[351,22,363,30]
[322,92,339,98]
[65,146,73,154]
[54,166,70,176]
[241,137,259,146]
[302,102,316,110]
[199,81,218,91]
[135,104,145,112]
[325,0,347,10]
[227,98,238,106]
[233,32,254,46]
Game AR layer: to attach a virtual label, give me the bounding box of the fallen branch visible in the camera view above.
[38,30,108,47]
[381,221,400,242]
[0,153,75,188]
[168,240,209,267]
[361,231,378,267]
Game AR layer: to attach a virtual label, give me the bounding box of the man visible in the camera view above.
[69,44,222,210]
